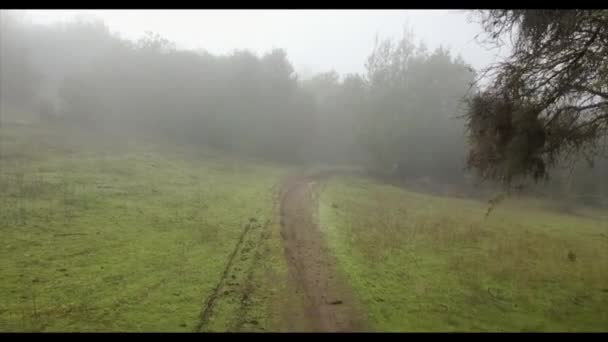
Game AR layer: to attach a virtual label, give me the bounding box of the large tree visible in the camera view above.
[465,10,608,185]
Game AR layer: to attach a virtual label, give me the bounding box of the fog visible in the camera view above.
[1,9,605,201]
[22,10,504,77]
[3,10,608,333]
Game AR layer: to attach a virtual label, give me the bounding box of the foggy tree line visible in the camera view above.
[1,12,606,204]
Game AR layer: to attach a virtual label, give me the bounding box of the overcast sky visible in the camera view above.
[22,10,508,78]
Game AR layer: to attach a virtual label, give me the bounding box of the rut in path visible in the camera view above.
[279,173,366,332]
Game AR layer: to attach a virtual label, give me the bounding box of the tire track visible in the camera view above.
[194,219,255,332]
[195,184,280,332]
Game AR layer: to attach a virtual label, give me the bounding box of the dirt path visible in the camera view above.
[279,172,366,332]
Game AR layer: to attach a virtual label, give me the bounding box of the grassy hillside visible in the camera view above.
[3,122,606,332]
[0,123,291,332]
[319,176,608,332]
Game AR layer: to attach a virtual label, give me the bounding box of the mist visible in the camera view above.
[21,10,503,76]
[1,9,607,332]
[2,9,606,197]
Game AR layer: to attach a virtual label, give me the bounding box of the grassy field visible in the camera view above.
[319,176,608,332]
[3,123,607,332]
[0,123,292,332]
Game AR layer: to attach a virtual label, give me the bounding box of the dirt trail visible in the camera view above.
[279,172,366,332]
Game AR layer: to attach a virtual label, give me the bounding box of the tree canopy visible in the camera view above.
[465,10,608,186]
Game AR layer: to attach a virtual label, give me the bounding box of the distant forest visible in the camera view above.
[2,11,606,205]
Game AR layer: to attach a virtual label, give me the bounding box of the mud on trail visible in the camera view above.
[279,172,367,332]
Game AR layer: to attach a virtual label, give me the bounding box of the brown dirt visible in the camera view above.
[279,172,367,332]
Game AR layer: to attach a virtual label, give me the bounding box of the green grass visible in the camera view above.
[0,123,291,332]
[319,176,608,332]
[5,123,607,332]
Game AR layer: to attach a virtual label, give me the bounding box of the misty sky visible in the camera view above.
[23,10,508,79]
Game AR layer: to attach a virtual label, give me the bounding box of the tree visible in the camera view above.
[465,10,608,186]
[301,71,368,164]
[0,12,41,111]
[361,31,475,182]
